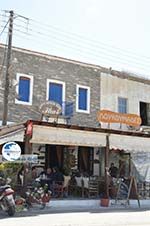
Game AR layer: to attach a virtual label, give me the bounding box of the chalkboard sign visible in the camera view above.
[115,177,140,207]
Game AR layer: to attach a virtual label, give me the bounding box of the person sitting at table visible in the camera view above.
[38,167,52,190]
[109,162,118,178]
[52,167,64,184]
[52,167,64,197]
[47,167,54,189]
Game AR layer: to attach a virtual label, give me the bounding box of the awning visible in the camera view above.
[30,125,106,147]
[0,129,25,145]
[109,134,150,182]
[0,123,25,145]
[109,134,150,152]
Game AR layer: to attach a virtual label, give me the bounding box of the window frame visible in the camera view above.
[46,79,66,113]
[15,73,33,105]
[76,84,90,113]
[118,97,128,114]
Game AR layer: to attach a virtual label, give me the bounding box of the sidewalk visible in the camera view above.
[47,198,150,210]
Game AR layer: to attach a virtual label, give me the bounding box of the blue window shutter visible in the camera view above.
[19,77,30,102]
[49,83,63,106]
[79,88,87,110]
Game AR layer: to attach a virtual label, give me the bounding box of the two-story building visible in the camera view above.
[0,44,150,198]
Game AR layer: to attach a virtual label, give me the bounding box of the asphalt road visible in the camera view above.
[0,207,150,226]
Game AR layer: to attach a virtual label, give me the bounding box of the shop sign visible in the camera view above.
[39,101,62,117]
[18,154,38,163]
[2,142,21,161]
[97,110,142,127]
[0,154,38,163]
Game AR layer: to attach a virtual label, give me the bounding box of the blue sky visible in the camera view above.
[1,0,150,77]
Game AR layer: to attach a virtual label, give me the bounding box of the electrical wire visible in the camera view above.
[0,34,8,80]
[1,12,150,76]
[1,13,150,66]
[2,12,150,64]
[0,18,9,38]
[12,26,150,72]
[12,29,150,74]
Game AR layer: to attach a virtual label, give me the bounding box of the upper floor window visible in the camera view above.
[118,97,127,113]
[76,85,90,113]
[15,73,33,105]
[47,79,65,107]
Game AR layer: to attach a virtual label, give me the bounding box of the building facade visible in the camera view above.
[0,45,150,197]
[0,44,103,128]
[100,71,150,130]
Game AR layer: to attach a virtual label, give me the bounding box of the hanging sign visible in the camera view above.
[39,101,62,117]
[97,110,142,127]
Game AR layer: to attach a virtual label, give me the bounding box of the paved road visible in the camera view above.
[0,207,150,226]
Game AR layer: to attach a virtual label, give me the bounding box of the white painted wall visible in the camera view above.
[100,73,150,129]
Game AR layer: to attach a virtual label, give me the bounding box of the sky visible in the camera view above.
[0,0,150,78]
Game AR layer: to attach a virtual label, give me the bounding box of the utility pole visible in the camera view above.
[2,10,14,126]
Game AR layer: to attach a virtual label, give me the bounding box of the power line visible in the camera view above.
[0,37,8,79]
[12,26,150,71]
[0,18,9,37]
[1,12,150,75]
[27,16,150,61]
[2,12,150,63]
[1,13,150,64]
[12,29,150,74]
[10,19,150,68]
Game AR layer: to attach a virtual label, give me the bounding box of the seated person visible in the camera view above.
[52,167,64,197]
[109,163,118,178]
[52,167,64,184]
[40,167,53,190]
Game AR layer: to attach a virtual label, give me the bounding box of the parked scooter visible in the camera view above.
[0,177,15,216]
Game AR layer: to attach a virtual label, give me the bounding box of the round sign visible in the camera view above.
[2,142,21,161]
[39,101,62,117]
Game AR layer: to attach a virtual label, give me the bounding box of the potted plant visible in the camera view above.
[100,194,109,207]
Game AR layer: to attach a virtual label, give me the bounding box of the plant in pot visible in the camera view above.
[100,194,109,207]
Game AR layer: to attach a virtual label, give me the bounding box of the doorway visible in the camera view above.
[78,146,94,176]
[45,145,64,170]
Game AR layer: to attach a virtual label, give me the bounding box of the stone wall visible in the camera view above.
[0,46,101,127]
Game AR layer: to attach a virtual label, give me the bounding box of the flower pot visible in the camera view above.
[100,198,109,207]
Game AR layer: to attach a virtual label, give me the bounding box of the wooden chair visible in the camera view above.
[88,179,99,198]
[52,181,64,198]
[63,176,71,197]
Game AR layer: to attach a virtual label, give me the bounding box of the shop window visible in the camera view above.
[15,73,33,105]
[118,97,127,113]
[76,85,90,113]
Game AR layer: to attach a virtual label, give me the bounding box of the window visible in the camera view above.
[140,102,150,126]
[15,73,33,105]
[76,85,90,113]
[47,79,65,107]
[118,97,127,113]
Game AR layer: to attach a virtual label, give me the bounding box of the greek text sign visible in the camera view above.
[97,110,142,127]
